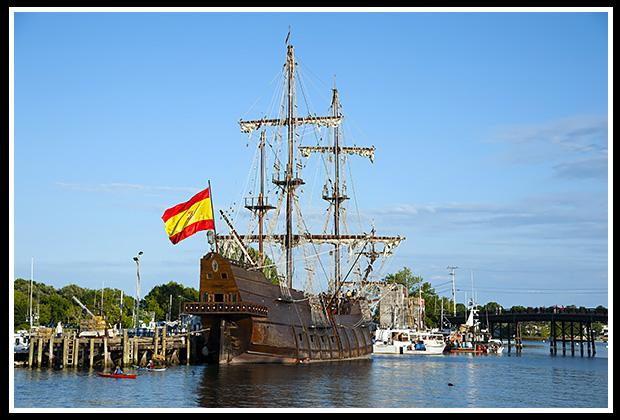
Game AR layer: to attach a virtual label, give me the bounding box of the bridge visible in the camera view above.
[445,307,608,356]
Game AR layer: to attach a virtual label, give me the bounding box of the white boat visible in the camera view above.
[14,330,30,366]
[14,330,30,354]
[373,328,446,355]
[488,338,504,353]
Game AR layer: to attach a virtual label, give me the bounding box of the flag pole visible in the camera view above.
[208,180,219,253]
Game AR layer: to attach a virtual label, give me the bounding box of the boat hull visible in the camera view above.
[373,343,446,355]
[97,372,137,379]
[185,253,373,364]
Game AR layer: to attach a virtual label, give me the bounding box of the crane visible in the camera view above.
[72,296,108,337]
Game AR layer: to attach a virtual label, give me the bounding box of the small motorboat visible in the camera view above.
[97,372,137,379]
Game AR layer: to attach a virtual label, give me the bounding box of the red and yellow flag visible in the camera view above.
[162,187,214,245]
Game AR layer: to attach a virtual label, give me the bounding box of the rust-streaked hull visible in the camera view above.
[184,253,372,364]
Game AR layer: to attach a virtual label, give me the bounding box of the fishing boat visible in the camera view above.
[444,301,504,354]
[183,35,404,364]
[97,372,137,379]
[373,328,446,355]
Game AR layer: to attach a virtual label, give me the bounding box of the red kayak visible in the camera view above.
[97,372,137,379]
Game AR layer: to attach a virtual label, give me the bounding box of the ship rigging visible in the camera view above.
[217,39,404,301]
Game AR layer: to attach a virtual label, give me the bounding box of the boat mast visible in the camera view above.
[233,37,405,292]
[285,42,296,289]
[243,131,275,271]
[331,86,342,294]
[258,131,266,268]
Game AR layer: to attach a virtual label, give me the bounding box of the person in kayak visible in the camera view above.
[146,360,154,369]
[113,365,123,375]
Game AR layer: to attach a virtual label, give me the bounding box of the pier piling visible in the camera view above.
[22,328,204,369]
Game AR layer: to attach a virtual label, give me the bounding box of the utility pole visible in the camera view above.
[447,266,459,316]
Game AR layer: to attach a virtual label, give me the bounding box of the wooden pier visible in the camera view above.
[25,327,205,369]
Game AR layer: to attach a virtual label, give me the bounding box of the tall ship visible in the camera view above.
[184,35,404,364]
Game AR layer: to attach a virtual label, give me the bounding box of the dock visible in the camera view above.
[25,326,205,369]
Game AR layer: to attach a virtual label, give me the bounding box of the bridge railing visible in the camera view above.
[501,306,607,316]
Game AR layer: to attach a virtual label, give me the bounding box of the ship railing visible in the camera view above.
[184,302,269,317]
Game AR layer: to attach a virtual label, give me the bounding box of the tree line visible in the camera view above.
[13,278,198,331]
[15,264,606,333]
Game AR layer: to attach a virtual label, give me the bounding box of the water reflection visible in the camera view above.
[13,341,608,409]
[195,359,374,408]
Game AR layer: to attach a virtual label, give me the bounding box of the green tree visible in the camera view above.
[383,267,419,292]
[482,301,503,314]
[13,286,29,330]
[46,295,72,323]
[142,281,199,322]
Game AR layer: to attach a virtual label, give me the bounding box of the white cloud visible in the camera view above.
[486,114,608,181]
[370,189,607,244]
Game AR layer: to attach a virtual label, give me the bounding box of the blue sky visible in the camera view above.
[11,9,610,309]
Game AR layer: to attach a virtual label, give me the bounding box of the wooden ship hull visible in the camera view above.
[185,253,372,364]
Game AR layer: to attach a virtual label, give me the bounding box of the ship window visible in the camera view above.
[310,335,314,342]
[298,334,304,341]
[214,293,224,302]
[207,273,212,279]
[221,272,228,279]
[207,294,214,302]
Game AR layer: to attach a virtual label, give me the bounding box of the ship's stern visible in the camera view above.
[184,252,269,364]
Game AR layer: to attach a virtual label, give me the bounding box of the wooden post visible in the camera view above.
[591,325,596,356]
[586,323,592,356]
[561,321,566,355]
[122,329,130,367]
[186,332,191,365]
[570,322,575,356]
[74,337,80,368]
[62,336,69,367]
[133,338,139,365]
[549,322,554,354]
[89,338,95,368]
[37,338,43,367]
[154,327,159,356]
[48,337,54,367]
[507,323,511,353]
[28,336,35,368]
[162,325,167,360]
[103,337,113,368]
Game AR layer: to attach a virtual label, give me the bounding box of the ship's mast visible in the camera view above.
[244,131,275,270]
[331,86,343,294]
[285,43,296,289]
[232,38,404,292]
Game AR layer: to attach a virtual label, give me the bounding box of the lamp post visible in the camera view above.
[133,251,143,329]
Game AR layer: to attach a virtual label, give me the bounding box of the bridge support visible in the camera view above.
[448,308,606,358]
[549,320,596,357]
